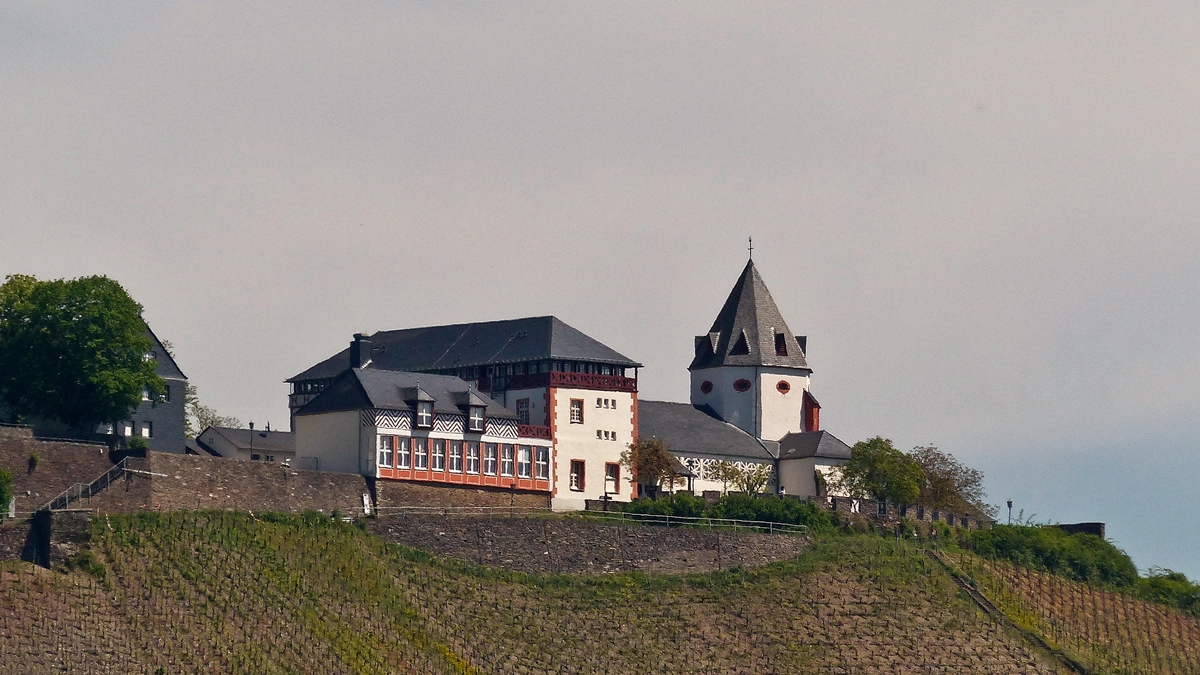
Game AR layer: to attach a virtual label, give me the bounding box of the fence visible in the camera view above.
[45,458,130,511]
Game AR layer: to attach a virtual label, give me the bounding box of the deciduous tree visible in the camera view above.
[0,275,162,431]
[910,445,997,519]
[620,437,683,494]
[184,383,242,437]
[831,436,923,505]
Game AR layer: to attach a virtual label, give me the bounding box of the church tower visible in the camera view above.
[689,259,820,441]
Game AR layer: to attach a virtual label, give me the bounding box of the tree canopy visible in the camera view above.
[0,274,162,429]
[910,445,996,519]
[832,436,924,505]
[620,437,683,493]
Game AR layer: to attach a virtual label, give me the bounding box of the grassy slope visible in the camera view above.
[0,512,1074,674]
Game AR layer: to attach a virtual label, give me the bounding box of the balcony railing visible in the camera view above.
[505,371,637,393]
[517,425,552,440]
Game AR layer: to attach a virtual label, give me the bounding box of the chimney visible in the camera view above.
[350,334,372,369]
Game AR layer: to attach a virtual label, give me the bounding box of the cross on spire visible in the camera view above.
[748,236,753,260]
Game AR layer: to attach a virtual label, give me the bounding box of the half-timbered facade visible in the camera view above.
[288,318,640,509]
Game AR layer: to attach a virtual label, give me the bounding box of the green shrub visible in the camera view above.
[967,524,1137,587]
[622,493,837,534]
[64,549,107,580]
[1135,569,1200,618]
[127,435,149,451]
[0,468,12,516]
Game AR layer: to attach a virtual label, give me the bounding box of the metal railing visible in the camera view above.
[372,505,807,536]
[45,458,129,511]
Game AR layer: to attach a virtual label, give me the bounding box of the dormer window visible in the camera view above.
[775,332,788,356]
[468,406,485,432]
[416,401,433,428]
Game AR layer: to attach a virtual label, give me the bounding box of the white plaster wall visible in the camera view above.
[550,387,635,509]
[689,366,758,437]
[683,458,776,496]
[757,368,811,441]
[293,411,361,474]
[690,366,811,441]
[777,458,818,498]
[501,387,549,426]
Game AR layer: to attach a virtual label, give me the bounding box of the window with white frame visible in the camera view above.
[141,422,152,438]
[414,438,428,469]
[605,463,620,494]
[535,446,549,480]
[122,422,133,437]
[468,406,485,432]
[397,438,411,468]
[466,441,480,474]
[501,444,514,477]
[569,460,585,491]
[142,387,151,402]
[569,399,583,424]
[416,402,433,428]
[432,439,446,471]
[449,441,463,472]
[516,399,530,425]
[377,435,394,467]
[517,445,532,478]
[484,443,497,475]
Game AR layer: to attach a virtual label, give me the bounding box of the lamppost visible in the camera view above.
[1007,499,1013,525]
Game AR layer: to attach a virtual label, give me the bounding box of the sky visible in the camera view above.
[2,3,1198,577]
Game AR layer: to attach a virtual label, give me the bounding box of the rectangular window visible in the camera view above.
[414,438,428,469]
[468,406,485,432]
[123,422,133,436]
[501,444,514,477]
[484,443,497,475]
[596,429,603,440]
[517,445,532,478]
[377,436,394,468]
[535,446,549,480]
[516,399,530,425]
[596,397,603,408]
[164,385,170,402]
[251,453,260,461]
[397,438,411,468]
[142,387,151,402]
[432,439,446,471]
[265,455,274,462]
[569,460,585,492]
[449,441,463,473]
[569,399,583,424]
[416,402,433,428]
[466,441,480,474]
[605,463,620,494]
[141,421,152,438]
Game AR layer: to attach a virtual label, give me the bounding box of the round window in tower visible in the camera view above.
[733,379,752,392]
[776,380,791,394]
[700,380,713,394]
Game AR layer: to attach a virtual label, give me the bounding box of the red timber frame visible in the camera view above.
[377,434,552,493]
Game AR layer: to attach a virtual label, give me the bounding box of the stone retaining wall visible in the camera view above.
[0,426,117,514]
[369,515,808,574]
[375,480,551,511]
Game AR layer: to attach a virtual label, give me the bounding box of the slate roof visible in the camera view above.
[637,400,778,461]
[689,260,810,372]
[198,426,296,454]
[146,327,187,380]
[777,430,853,461]
[295,369,518,420]
[289,316,641,382]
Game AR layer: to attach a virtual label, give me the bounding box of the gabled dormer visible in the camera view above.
[451,388,491,432]
[399,385,436,428]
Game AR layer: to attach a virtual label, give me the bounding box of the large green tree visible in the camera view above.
[0,274,163,430]
[832,436,924,505]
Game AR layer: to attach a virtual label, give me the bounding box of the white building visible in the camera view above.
[195,425,297,464]
[639,259,852,497]
[287,317,641,510]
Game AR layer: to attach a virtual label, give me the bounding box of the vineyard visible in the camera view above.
[0,511,1184,674]
[952,552,1200,674]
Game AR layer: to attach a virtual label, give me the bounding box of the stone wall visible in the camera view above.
[825,495,990,530]
[369,515,808,574]
[375,480,551,511]
[0,426,117,514]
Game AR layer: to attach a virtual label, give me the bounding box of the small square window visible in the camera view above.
[416,402,433,428]
[596,398,603,408]
[596,430,603,440]
[251,453,260,461]
[468,406,485,432]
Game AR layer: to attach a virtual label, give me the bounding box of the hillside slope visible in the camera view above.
[0,512,1071,674]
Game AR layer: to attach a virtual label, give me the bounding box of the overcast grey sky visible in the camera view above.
[3,2,1198,576]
